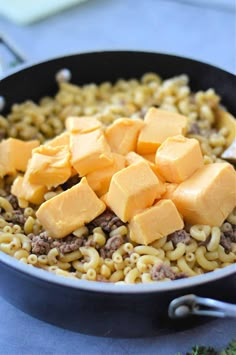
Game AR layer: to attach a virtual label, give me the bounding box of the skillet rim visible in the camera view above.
[0,50,235,294]
[1,49,235,80]
[0,250,235,294]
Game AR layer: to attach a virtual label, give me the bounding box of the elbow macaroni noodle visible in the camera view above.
[0,74,235,283]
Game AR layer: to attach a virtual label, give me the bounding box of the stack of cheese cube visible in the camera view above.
[8,108,236,244]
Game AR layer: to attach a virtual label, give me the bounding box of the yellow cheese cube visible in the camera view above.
[100,192,110,207]
[141,153,156,163]
[45,131,70,147]
[129,199,184,245]
[137,108,188,154]
[11,175,47,205]
[105,118,144,155]
[125,151,166,184]
[173,163,236,226]
[70,129,113,176]
[107,161,163,222]
[65,116,102,133]
[26,145,71,188]
[36,177,106,238]
[0,138,39,176]
[125,151,145,166]
[155,135,204,183]
[86,153,126,196]
[12,139,40,172]
[0,140,16,177]
[162,182,178,200]
[11,176,25,201]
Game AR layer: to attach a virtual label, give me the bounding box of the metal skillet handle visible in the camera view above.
[0,34,26,73]
[0,34,71,111]
[0,34,27,110]
[168,294,236,319]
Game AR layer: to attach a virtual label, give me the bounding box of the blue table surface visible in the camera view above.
[0,0,235,354]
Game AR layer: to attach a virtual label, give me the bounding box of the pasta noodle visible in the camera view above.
[207,227,221,252]
[195,246,218,271]
[166,243,186,261]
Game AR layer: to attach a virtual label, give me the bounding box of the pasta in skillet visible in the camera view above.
[0,73,235,284]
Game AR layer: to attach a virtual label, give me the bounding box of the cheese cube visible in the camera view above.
[129,199,184,245]
[107,161,163,222]
[173,163,236,226]
[36,177,106,238]
[155,135,204,183]
[0,138,39,176]
[26,145,71,188]
[100,192,110,207]
[0,140,16,177]
[141,154,156,163]
[9,179,28,208]
[137,108,188,154]
[105,118,144,155]
[162,182,178,200]
[125,151,166,184]
[125,151,145,166]
[86,153,126,196]
[45,131,70,147]
[12,139,40,172]
[11,175,47,205]
[66,116,102,133]
[70,129,113,176]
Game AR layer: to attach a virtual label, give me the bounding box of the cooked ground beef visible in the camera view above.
[30,232,52,255]
[226,224,236,242]
[219,224,236,253]
[53,235,84,254]
[61,175,81,190]
[84,238,96,248]
[100,234,124,259]
[11,210,26,226]
[188,122,201,135]
[87,209,125,233]
[6,194,20,210]
[30,232,84,255]
[151,263,186,281]
[220,233,232,253]
[168,229,191,247]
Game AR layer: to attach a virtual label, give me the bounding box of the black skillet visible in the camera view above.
[0,50,235,337]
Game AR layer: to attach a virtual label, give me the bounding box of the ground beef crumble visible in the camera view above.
[167,229,191,247]
[220,224,236,253]
[151,263,186,281]
[6,194,20,210]
[87,209,125,233]
[10,210,26,226]
[30,232,83,255]
[100,235,124,259]
[220,233,232,253]
[188,122,201,135]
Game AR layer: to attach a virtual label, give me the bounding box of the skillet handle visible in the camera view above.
[168,294,236,319]
[0,34,26,75]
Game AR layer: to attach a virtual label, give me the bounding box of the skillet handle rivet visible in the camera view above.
[55,68,72,83]
[174,305,190,318]
[0,96,5,112]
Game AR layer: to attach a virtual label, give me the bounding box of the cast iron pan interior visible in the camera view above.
[0,51,235,115]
